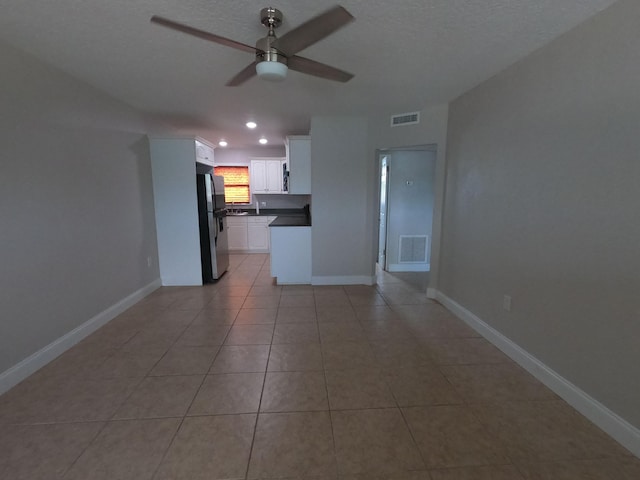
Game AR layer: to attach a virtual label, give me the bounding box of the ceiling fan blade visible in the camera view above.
[226,61,258,86]
[288,55,354,83]
[273,5,354,56]
[150,15,259,54]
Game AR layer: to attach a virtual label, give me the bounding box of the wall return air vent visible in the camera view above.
[399,235,428,263]
[390,111,420,127]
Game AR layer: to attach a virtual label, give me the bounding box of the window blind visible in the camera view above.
[214,166,250,203]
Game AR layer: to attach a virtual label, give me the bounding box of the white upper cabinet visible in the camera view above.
[195,140,215,167]
[265,160,283,192]
[250,158,285,194]
[286,136,311,194]
[250,160,267,193]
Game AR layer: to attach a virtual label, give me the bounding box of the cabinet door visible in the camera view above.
[226,219,248,250]
[265,160,283,193]
[248,224,269,250]
[195,141,215,166]
[250,160,268,193]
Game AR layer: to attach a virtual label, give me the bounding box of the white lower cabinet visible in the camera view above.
[226,217,248,251]
[248,217,269,251]
[227,216,277,252]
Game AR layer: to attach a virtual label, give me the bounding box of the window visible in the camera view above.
[214,166,250,204]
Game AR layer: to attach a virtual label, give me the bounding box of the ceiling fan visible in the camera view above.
[150,5,355,86]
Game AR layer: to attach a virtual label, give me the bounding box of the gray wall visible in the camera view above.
[214,145,286,166]
[386,149,437,269]
[368,105,449,287]
[311,117,371,282]
[440,0,640,428]
[0,41,160,375]
[309,108,449,285]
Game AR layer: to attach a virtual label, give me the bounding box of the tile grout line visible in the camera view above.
[317,291,341,479]
[60,299,200,478]
[242,254,275,480]
[148,257,247,480]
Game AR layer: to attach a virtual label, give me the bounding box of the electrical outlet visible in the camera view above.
[503,295,512,312]
[147,256,152,267]
[260,201,267,207]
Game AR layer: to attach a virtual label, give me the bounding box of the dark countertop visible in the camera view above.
[227,207,311,226]
[227,208,303,217]
[269,215,311,227]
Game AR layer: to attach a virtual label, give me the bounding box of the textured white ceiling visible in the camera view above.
[0,0,618,147]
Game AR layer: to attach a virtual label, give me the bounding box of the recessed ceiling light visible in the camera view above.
[246,121,257,129]
[259,137,268,145]
[218,140,228,147]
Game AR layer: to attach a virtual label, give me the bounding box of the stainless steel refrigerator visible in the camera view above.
[196,174,229,282]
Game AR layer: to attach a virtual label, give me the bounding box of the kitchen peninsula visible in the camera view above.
[269,208,311,284]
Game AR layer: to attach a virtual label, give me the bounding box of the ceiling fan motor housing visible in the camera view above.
[256,7,287,80]
[260,7,283,29]
[255,37,287,66]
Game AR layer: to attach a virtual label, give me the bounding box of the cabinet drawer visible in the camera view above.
[226,217,248,226]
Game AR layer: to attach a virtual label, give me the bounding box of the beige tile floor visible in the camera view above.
[0,254,638,479]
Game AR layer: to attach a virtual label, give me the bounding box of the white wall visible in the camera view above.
[310,117,372,284]
[253,194,311,210]
[149,139,202,286]
[0,41,161,388]
[441,0,640,432]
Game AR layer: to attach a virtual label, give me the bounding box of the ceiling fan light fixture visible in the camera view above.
[256,60,288,81]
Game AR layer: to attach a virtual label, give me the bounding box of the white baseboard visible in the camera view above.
[387,263,430,272]
[227,249,269,255]
[312,275,376,286]
[435,290,640,458]
[0,279,162,395]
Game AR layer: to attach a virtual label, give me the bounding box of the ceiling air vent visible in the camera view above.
[390,111,420,127]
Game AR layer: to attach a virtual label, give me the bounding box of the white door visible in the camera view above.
[378,155,389,268]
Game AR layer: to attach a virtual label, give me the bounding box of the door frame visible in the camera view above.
[378,155,390,269]
[374,144,440,295]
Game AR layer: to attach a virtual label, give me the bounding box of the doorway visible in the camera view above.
[377,146,437,277]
